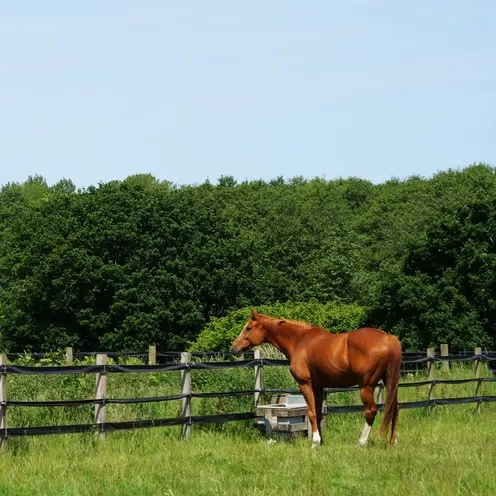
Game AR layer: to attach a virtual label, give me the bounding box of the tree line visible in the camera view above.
[1,164,495,352]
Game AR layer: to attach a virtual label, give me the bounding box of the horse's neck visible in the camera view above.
[263,319,308,358]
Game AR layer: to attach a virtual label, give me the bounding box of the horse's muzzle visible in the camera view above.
[231,346,242,357]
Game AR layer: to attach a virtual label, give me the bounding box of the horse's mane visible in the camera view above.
[260,314,317,333]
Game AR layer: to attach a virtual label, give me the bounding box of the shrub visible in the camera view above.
[190,301,366,352]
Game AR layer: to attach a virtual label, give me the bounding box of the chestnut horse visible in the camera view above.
[231,309,402,447]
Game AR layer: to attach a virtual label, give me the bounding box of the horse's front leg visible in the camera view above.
[298,382,322,447]
[314,388,324,441]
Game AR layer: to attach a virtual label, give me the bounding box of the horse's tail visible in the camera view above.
[379,335,402,442]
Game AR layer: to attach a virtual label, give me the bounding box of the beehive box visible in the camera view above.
[255,394,326,437]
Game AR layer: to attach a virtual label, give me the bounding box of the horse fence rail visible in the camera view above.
[0,346,495,443]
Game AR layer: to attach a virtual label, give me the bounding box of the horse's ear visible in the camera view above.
[251,308,259,320]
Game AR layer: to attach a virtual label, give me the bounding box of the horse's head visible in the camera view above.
[231,309,267,356]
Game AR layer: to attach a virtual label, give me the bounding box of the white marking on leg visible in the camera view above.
[312,431,321,447]
[358,423,371,446]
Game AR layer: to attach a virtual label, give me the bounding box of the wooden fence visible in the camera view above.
[0,345,495,446]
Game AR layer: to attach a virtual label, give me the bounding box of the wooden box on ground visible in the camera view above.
[255,394,326,438]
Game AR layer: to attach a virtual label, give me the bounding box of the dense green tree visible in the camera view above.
[1,164,496,352]
[369,196,496,349]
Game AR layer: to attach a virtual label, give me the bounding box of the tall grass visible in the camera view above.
[0,406,495,495]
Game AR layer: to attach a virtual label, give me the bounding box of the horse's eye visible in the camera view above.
[246,326,252,331]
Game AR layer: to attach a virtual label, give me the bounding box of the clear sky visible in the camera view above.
[1,1,495,188]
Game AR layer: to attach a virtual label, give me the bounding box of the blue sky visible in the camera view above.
[1,1,495,188]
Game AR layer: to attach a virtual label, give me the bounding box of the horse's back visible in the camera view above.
[299,326,388,357]
[347,327,390,347]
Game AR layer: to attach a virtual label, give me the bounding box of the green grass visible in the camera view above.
[0,406,495,496]
[1,355,495,495]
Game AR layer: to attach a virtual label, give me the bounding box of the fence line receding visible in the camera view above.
[0,345,495,441]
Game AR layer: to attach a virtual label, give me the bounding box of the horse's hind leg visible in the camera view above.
[358,386,377,446]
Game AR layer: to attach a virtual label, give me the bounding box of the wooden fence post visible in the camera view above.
[65,347,73,365]
[149,345,157,366]
[474,347,482,414]
[427,347,435,408]
[254,349,263,408]
[181,352,192,438]
[0,355,6,451]
[95,354,107,440]
[440,343,449,371]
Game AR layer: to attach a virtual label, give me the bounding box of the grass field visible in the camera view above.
[1,355,495,495]
[0,405,495,496]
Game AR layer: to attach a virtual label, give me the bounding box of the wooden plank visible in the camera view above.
[181,352,192,438]
[270,394,285,405]
[474,347,482,414]
[65,347,73,365]
[272,423,308,433]
[148,345,157,366]
[427,347,435,408]
[256,406,308,417]
[276,416,306,425]
[440,343,449,371]
[94,354,107,440]
[0,355,6,452]
[256,396,326,438]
